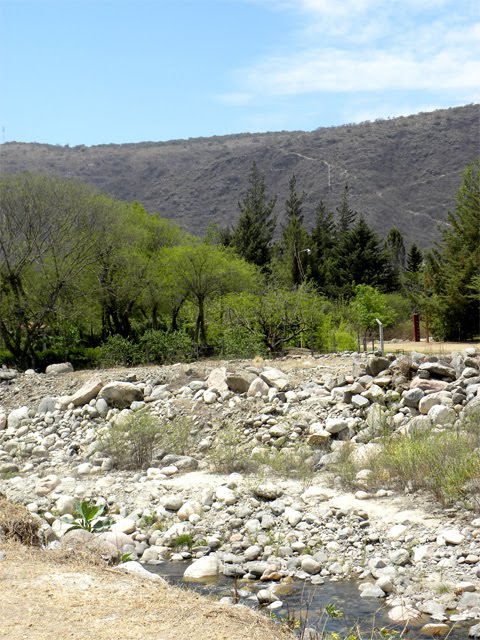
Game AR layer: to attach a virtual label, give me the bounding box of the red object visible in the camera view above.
[412,313,420,342]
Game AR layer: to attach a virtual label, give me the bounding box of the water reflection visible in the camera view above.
[146,561,471,639]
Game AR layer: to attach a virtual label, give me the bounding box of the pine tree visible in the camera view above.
[336,183,356,234]
[431,160,480,339]
[309,200,336,292]
[406,243,423,273]
[232,161,276,269]
[385,228,406,272]
[276,174,310,287]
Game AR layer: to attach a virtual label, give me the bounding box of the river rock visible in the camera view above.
[428,404,456,425]
[98,381,143,408]
[226,371,256,394]
[418,362,456,379]
[325,418,348,434]
[183,555,220,580]
[260,368,290,391]
[360,584,386,598]
[388,604,422,623]
[366,355,390,377]
[206,367,228,392]
[117,560,167,582]
[59,375,105,409]
[420,623,451,637]
[253,482,283,500]
[35,474,60,496]
[7,406,30,430]
[177,500,203,521]
[247,377,270,397]
[45,362,74,375]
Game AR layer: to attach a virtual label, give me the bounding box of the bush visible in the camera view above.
[0,348,16,367]
[100,409,161,470]
[158,416,194,455]
[252,444,315,487]
[98,335,141,367]
[0,494,41,545]
[368,428,480,505]
[208,426,256,473]
[139,330,194,364]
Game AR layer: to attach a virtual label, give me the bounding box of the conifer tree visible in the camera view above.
[277,174,310,287]
[232,161,276,269]
[430,160,480,339]
[309,200,336,293]
[336,183,356,234]
[406,243,423,273]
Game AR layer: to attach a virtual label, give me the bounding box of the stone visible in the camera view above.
[56,495,76,516]
[410,377,449,392]
[247,377,270,397]
[203,390,218,404]
[386,524,407,540]
[35,474,60,496]
[256,588,279,604]
[117,561,167,583]
[420,623,451,637]
[111,518,136,534]
[325,417,349,434]
[183,555,220,580]
[439,528,465,545]
[37,396,58,414]
[177,500,203,521]
[301,556,321,575]
[253,483,283,500]
[428,404,456,425]
[7,406,30,430]
[260,368,290,391]
[388,604,422,623]
[284,507,303,526]
[469,623,480,637]
[99,531,134,551]
[366,355,390,377]
[418,362,456,379]
[226,372,256,394]
[402,388,425,408]
[206,367,228,392]
[45,362,74,375]
[352,394,370,409]
[58,375,105,409]
[360,584,386,598]
[215,486,237,505]
[98,381,143,409]
[61,529,119,563]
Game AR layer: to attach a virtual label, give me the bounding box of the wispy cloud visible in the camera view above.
[224,1,480,106]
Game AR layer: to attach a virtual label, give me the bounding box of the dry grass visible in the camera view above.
[0,494,41,546]
[0,541,291,640]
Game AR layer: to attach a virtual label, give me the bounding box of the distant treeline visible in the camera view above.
[0,160,478,370]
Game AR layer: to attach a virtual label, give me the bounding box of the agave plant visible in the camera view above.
[65,500,113,533]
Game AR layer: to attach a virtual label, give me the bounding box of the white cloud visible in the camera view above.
[226,1,480,102]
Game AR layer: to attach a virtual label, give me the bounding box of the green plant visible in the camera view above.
[172,533,195,550]
[119,552,133,563]
[98,335,141,366]
[208,425,255,473]
[100,409,161,470]
[65,500,113,533]
[139,329,194,364]
[158,416,194,456]
[252,443,315,487]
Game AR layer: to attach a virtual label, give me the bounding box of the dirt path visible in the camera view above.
[0,543,289,640]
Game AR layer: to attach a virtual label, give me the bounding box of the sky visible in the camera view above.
[1,0,479,146]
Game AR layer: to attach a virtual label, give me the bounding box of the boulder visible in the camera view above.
[247,377,270,397]
[183,555,221,581]
[227,371,257,394]
[63,375,105,408]
[260,368,290,391]
[45,362,73,375]
[254,482,283,500]
[366,355,390,377]
[418,362,456,380]
[7,406,30,430]
[117,561,167,582]
[35,474,60,496]
[206,367,228,392]
[98,381,143,408]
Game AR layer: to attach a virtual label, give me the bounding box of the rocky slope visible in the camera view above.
[1,350,480,637]
[1,104,479,248]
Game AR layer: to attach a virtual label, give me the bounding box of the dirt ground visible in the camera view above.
[0,542,290,640]
[383,341,480,355]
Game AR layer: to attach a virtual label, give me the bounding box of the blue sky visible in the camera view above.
[1,0,479,146]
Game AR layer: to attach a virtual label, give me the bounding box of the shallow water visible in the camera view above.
[146,561,474,639]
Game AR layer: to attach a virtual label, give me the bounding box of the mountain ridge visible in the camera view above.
[1,104,478,248]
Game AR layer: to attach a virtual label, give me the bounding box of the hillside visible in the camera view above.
[0,104,478,247]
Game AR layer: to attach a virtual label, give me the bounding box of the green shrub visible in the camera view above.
[368,428,480,505]
[158,416,194,455]
[139,329,194,364]
[100,409,161,469]
[98,335,141,366]
[65,500,113,533]
[208,426,256,473]
[252,444,315,487]
[0,348,16,367]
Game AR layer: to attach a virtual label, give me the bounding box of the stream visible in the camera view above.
[146,561,473,639]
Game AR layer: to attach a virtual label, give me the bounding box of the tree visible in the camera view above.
[336,183,356,234]
[232,161,276,269]
[349,284,396,350]
[0,174,99,368]
[385,228,406,275]
[275,174,310,287]
[309,200,336,293]
[331,217,396,298]
[406,243,423,273]
[429,161,480,339]
[159,244,257,349]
